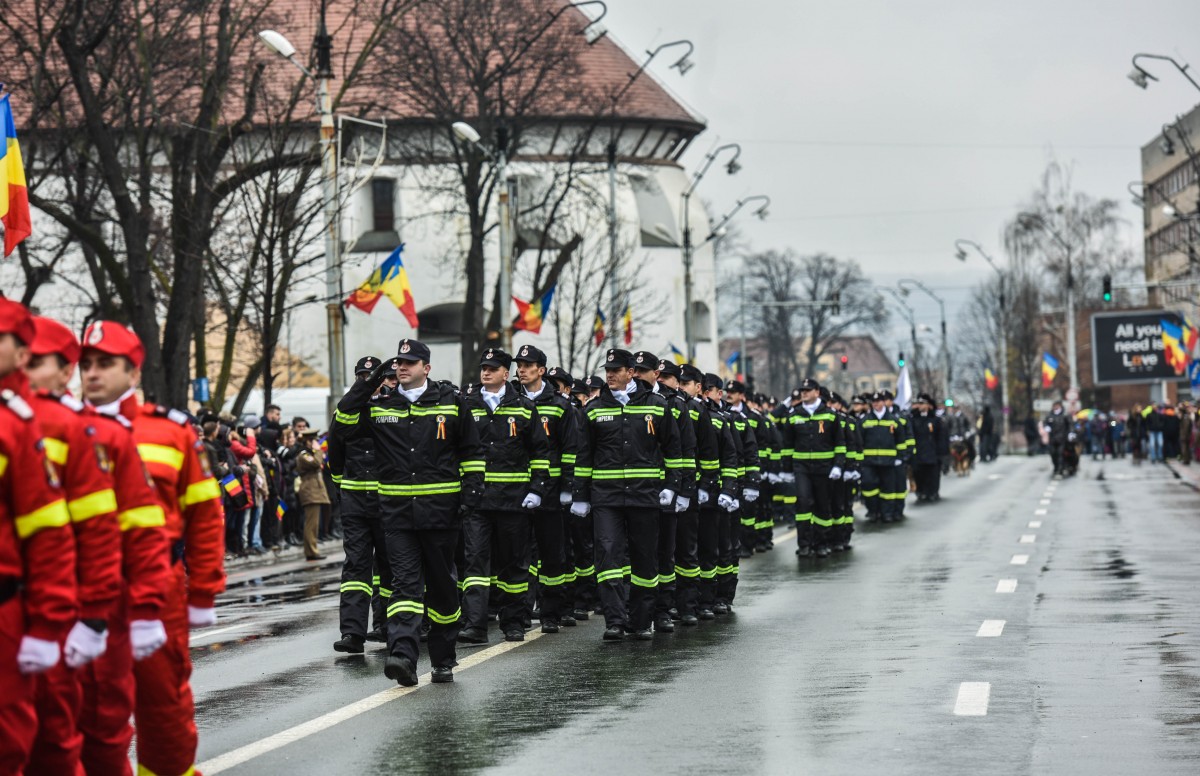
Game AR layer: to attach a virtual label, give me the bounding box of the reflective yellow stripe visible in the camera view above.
[68,489,117,522]
[0,453,7,478]
[137,443,185,471]
[15,499,71,538]
[43,437,69,466]
[137,764,195,776]
[180,478,222,507]
[119,505,167,531]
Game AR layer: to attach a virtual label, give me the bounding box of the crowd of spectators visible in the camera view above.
[1023,401,1198,464]
[195,404,341,561]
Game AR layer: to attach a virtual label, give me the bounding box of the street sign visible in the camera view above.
[1189,359,1200,399]
[1033,399,1055,412]
[1090,310,1189,385]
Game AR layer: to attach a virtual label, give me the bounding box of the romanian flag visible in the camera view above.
[725,350,742,379]
[984,366,998,391]
[622,304,633,346]
[0,95,31,257]
[275,500,287,521]
[669,343,686,364]
[219,474,243,498]
[1041,352,1058,388]
[344,244,419,327]
[593,307,606,346]
[1182,314,1199,358]
[1161,318,1188,375]
[513,284,556,335]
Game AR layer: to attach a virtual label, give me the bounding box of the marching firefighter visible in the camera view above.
[911,393,949,501]
[724,381,767,559]
[860,391,907,522]
[0,300,77,775]
[676,365,722,625]
[573,349,683,640]
[337,338,485,686]
[555,370,598,622]
[700,372,742,614]
[883,390,915,516]
[720,381,758,604]
[828,391,862,551]
[782,378,845,558]
[752,393,780,552]
[330,356,393,654]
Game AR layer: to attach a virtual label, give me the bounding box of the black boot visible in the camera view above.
[333,634,365,654]
[384,655,417,687]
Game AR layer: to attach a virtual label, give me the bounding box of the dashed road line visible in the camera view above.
[1038,499,1051,505]
[953,682,991,716]
[1019,534,1036,544]
[1011,554,1030,565]
[976,620,1006,637]
[996,579,1018,593]
[1028,521,1042,528]
[1034,508,1048,516]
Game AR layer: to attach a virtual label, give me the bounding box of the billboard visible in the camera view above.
[1090,310,1190,385]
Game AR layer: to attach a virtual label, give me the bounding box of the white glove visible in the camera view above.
[717,493,735,511]
[17,636,60,675]
[698,489,710,505]
[744,488,760,503]
[559,491,572,506]
[829,466,843,480]
[188,606,217,629]
[779,472,795,483]
[64,621,108,668]
[658,489,676,507]
[848,470,861,482]
[727,498,741,513]
[570,501,591,517]
[521,493,542,510]
[674,495,690,513]
[894,459,903,468]
[130,620,168,661]
[767,472,781,484]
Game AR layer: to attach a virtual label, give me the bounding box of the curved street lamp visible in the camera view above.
[956,239,1011,451]
[1128,53,1200,94]
[681,143,742,358]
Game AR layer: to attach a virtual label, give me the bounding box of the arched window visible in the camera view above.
[691,301,713,342]
[418,303,464,343]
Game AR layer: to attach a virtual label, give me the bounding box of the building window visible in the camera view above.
[417,302,463,343]
[628,174,679,247]
[691,301,712,342]
[372,179,396,233]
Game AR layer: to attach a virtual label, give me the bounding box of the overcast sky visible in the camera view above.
[602,0,1200,353]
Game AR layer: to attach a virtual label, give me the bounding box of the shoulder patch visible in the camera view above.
[167,408,189,426]
[2,390,34,421]
[58,394,84,412]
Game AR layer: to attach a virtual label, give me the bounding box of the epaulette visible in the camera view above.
[58,394,84,412]
[94,408,132,429]
[1,389,34,421]
[167,408,190,426]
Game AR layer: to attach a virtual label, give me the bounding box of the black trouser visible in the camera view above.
[531,508,568,624]
[914,462,940,498]
[459,510,530,633]
[568,509,598,611]
[795,466,833,549]
[837,477,855,545]
[382,522,460,670]
[339,508,391,639]
[754,491,774,548]
[593,506,658,631]
[697,506,720,608]
[1050,442,1065,474]
[655,511,677,618]
[716,508,738,604]
[673,508,700,616]
[371,557,386,634]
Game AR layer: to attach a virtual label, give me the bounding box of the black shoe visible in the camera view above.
[738,548,753,559]
[796,546,812,557]
[431,666,454,684]
[384,655,417,687]
[541,621,560,634]
[530,608,541,622]
[457,626,488,645]
[713,602,729,615]
[504,629,525,642]
[668,607,681,621]
[333,634,365,654]
[522,617,533,630]
[698,608,715,620]
[844,542,853,550]
[816,546,830,558]
[572,608,589,621]
[365,630,386,643]
[560,614,577,627]
[602,625,625,641]
[680,614,699,626]
[655,618,675,633]
[631,629,653,641]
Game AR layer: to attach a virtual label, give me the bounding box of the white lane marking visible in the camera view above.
[954,682,991,716]
[1038,499,1051,505]
[987,474,1003,480]
[1034,509,1048,516]
[198,631,545,774]
[1019,534,1037,544]
[193,622,251,640]
[777,529,798,543]
[976,620,1006,637]
[996,579,1018,593]
[1028,521,1042,528]
[1011,554,1030,565]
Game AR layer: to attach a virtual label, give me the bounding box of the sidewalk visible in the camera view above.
[223,536,344,571]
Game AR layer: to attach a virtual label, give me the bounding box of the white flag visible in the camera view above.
[895,364,913,410]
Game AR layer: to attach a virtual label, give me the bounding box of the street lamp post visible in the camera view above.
[705,196,769,376]
[956,239,1009,453]
[899,279,949,401]
[259,3,344,414]
[1018,214,1086,409]
[1128,53,1200,94]
[881,287,918,380]
[681,143,742,359]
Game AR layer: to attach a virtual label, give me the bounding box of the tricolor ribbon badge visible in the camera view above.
[646,414,655,435]
[508,416,517,438]
[542,415,550,436]
[436,414,447,440]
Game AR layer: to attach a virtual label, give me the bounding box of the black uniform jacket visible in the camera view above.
[465,385,551,512]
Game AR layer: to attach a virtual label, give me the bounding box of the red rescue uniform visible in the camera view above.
[0,373,76,775]
[132,401,225,776]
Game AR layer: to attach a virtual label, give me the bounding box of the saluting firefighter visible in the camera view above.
[573,349,683,641]
[0,300,77,775]
[456,347,551,645]
[860,391,907,522]
[330,356,394,654]
[783,378,846,558]
[675,365,722,625]
[337,338,486,686]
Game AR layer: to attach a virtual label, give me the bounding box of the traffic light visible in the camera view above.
[898,351,906,368]
[840,355,849,371]
[831,292,841,316]
[1102,274,1112,302]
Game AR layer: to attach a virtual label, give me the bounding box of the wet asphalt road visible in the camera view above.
[190,455,1200,775]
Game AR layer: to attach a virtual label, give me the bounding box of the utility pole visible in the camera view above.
[315,1,344,417]
[496,128,513,350]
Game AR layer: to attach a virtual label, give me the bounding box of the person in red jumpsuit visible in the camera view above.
[78,320,171,776]
[0,299,77,774]
[24,316,124,773]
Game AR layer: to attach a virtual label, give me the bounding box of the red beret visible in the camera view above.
[31,316,81,364]
[81,320,145,369]
[0,298,35,346]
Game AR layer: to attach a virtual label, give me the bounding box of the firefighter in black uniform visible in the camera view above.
[883,390,915,517]
[337,338,485,686]
[457,348,551,644]
[860,391,906,522]
[827,391,861,551]
[750,393,779,552]
[724,381,767,560]
[911,393,949,501]
[573,349,683,641]
[673,364,720,626]
[783,378,845,558]
[563,375,598,620]
[330,356,393,654]
[701,373,744,613]
[513,346,579,633]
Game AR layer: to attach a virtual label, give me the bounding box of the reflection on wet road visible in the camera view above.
[192,456,1200,775]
